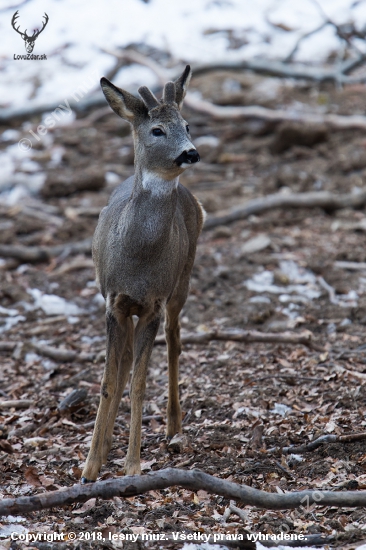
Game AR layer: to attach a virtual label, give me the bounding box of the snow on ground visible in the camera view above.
[1,0,366,112]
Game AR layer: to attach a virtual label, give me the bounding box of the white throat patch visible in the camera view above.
[141,171,179,196]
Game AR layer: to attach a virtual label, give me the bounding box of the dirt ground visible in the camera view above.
[1,70,366,549]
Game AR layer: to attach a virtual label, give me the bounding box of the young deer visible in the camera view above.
[81,66,204,482]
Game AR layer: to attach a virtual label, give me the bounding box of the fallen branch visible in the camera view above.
[204,189,366,229]
[32,343,96,363]
[0,342,17,352]
[155,328,323,352]
[335,260,366,271]
[106,48,366,86]
[187,97,366,129]
[0,238,92,263]
[19,328,322,365]
[2,467,366,516]
[0,399,34,409]
[105,49,366,129]
[333,364,366,380]
[269,431,366,454]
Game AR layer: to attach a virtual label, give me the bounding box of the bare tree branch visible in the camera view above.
[155,328,324,352]
[268,432,366,454]
[0,238,91,263]
[2,467,366,516]
[204,189,366,229]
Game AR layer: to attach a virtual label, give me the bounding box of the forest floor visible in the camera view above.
[1,70,366,549]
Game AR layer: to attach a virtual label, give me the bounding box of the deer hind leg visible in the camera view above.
[102,315,134,463]
[165,296,186,438]
[124,309,161,476]
[81,311,131,483]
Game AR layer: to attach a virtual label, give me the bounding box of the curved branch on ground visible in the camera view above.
[203,189,366,229]
[2,467,366,516]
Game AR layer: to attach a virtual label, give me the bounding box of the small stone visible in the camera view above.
[167,434,190,454]
[241,234,271,255]
[212,225,232,239]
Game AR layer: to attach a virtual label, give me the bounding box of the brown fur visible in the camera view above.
[81,66,204,481]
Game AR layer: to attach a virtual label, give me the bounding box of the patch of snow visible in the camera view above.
[271,403,292,417]
[28,288,82,316]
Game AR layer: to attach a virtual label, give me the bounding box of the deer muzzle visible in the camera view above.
[175,149,200,167]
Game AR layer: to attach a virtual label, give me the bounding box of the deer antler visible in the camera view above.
[11,11,26,39]
[32,13,48,40]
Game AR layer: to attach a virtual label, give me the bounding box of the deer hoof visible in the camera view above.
[80,476,94,484]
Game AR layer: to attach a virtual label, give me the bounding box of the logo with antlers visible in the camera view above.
[11,10,49,54]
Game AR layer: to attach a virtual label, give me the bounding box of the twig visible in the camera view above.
[203,189,366,229]
[334,260,366,270]
[256,375,323,382]
[318,276,338,305]
[0,238,92,263]
[2,467,366,515]
[333,364,366,380]
[0,399,34,409]
[284,22,328,63]
[268,431,366,454]
[229,501,249,523]
[274,461,295,480]
[155,328,323,351]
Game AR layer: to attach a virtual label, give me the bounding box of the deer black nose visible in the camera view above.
[175,149,200,166]
[186,149,200,163]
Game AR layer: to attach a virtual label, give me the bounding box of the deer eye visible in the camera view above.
[186,125,190,133]
[152,128,165,137]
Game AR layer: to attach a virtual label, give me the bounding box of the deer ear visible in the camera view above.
[100,78,147,122]
[174,65,192,109]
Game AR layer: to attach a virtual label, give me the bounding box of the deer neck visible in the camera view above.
[122,167,179,248]
[134,166,179,197]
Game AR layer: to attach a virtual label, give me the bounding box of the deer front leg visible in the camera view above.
[124,312,161,476]
[81,312,126,483]
[165,301,183,438]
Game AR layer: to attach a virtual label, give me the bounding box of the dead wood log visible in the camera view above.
[2,467,366,516]
[0,238,92,263]
[155,328,324,352]
[204,189,366,230]
[268,432,366,454]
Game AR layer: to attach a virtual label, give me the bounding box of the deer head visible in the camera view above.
[11,11,49,54]
[100,66,200,180]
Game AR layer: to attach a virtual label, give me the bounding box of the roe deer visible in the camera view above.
[81,66,204,482]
